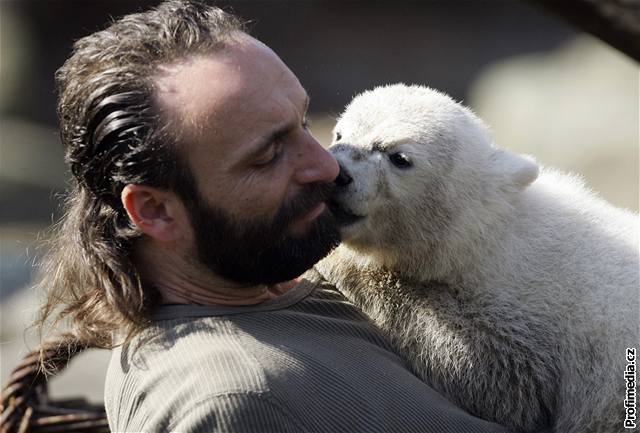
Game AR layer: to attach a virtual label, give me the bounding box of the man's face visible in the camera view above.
[156,35,341,284]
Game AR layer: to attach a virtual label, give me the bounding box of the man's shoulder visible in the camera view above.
[104,288,375,413]
[103,282,387,430]
[105,283,384,395]
[107,316,272,394]
[105,316,279,431]
[104,297,514,433]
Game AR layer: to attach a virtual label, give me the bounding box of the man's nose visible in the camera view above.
[294,135,340,184]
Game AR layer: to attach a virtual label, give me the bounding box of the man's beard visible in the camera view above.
[185,182,341,285]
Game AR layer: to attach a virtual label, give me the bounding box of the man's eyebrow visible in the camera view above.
[245,94,310,161]
[248,123,293,160]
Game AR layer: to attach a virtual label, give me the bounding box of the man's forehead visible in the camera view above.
[154,35,301,134]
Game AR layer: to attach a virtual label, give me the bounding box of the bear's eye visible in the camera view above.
[388,152,412,169]
[335,132,342,142]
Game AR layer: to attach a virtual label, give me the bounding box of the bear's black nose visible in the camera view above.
[335,163,353,187]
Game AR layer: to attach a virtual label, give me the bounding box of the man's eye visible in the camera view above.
[255,141,283,167]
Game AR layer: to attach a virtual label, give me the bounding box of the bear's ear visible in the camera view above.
[491,149,539,189]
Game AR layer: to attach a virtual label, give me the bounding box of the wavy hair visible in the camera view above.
[35,1,245,349]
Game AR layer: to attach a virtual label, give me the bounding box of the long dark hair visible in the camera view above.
[35,1,244,349]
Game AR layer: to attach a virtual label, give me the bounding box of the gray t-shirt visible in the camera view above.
[105,270,513,433]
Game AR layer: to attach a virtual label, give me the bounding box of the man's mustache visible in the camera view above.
[274,182,336,227]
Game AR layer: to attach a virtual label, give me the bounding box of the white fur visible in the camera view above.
[317,84,639,433]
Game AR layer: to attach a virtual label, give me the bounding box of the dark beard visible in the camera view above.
[185,182,341,285]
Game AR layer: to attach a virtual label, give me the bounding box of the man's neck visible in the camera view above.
[157,280,274,306]
[134,240,278,306]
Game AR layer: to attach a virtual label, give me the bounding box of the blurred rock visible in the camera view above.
[0,3,33,113]
[0,117,68,222]
[309,114,337,148]
[469,35,639,212]
[0,117,66,189]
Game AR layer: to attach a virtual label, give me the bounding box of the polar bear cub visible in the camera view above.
[316,84,639,433]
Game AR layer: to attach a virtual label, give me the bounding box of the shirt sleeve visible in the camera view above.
[169,392,311,433]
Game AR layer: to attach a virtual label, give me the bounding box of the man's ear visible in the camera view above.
[121,184,188,242]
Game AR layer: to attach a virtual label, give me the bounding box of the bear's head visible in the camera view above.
[327,84,539,278]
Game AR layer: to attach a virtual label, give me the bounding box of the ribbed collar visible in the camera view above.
[151,274,319,321]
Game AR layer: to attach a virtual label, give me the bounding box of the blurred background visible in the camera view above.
[1,0,638,404]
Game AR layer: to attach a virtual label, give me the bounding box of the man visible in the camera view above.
[38,1,515,431]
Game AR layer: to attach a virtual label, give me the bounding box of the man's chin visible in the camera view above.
[252,224,340,284]
[212,239,340,286]
[190,192,340,286]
